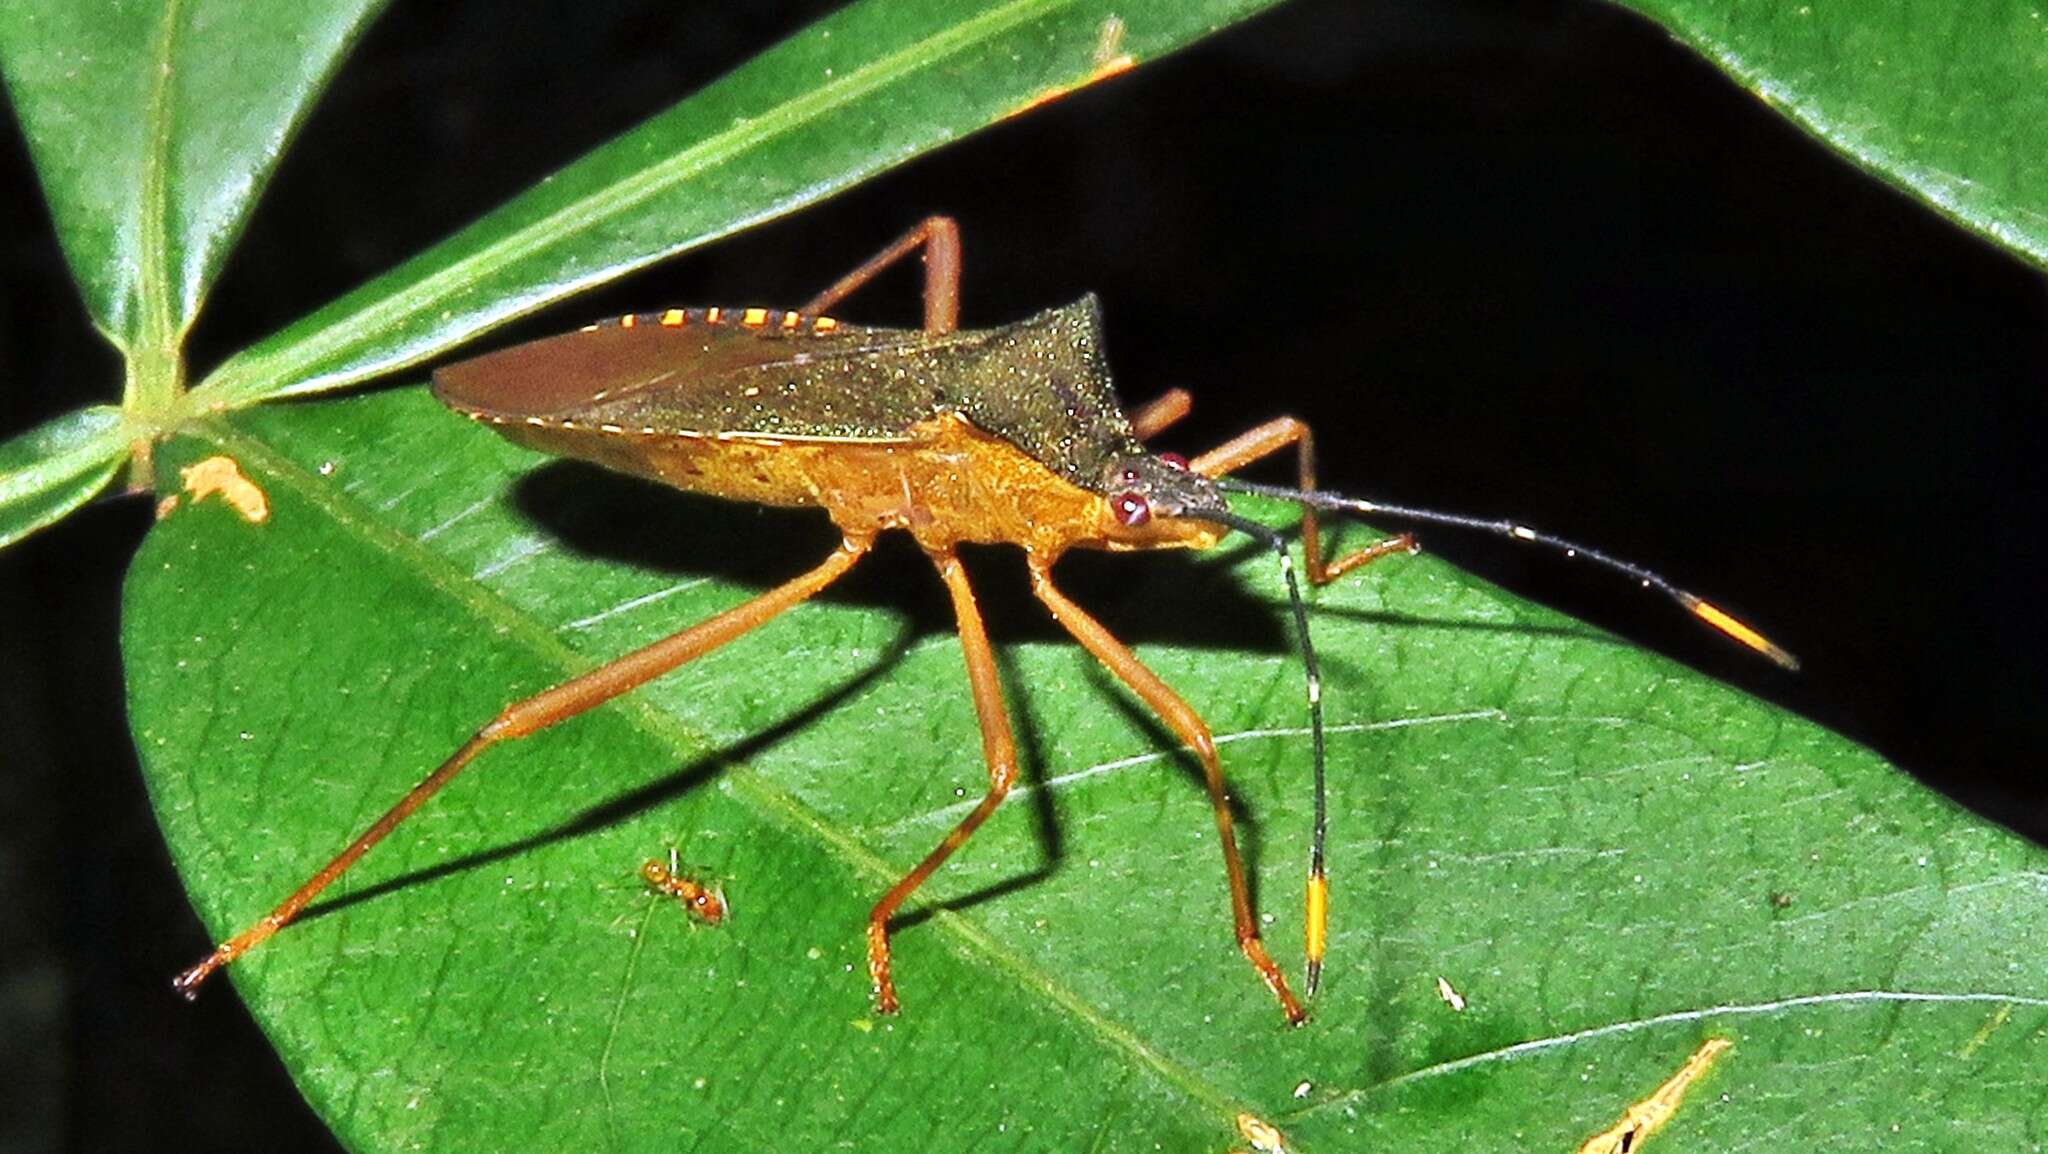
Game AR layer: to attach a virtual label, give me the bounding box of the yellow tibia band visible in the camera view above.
[1305,873,1329,961]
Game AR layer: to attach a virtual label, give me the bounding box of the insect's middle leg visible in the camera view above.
[1028,557,1308,1026]
[800,216,962,336]
[866,548,1020,1014]
[1189,416,1418,584]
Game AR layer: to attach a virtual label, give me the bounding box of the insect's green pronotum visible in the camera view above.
[174,216,1793,1022]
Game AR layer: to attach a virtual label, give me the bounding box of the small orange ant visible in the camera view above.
[639,849,727,927]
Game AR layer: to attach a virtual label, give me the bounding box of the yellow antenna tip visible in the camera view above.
[1304,872,1329,998]
[1681,594,1800,671]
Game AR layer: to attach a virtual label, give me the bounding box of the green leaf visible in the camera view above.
[127,390,2048,1152]
[0,406,129,548]
[1617,1,2048,267]
[0,1,391,353]
[193,0,1284,409]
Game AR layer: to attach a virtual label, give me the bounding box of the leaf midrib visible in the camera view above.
[138,0,184,351]
[192,414,1267,1141]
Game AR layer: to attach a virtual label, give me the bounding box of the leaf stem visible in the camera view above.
[121,335,184,490]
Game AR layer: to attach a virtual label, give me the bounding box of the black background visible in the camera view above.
[2,1,2042,1150]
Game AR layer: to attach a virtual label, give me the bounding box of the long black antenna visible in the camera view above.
[1215,477,1799,670]
[1206,509,1332,999]
[1209,476,1798,1004]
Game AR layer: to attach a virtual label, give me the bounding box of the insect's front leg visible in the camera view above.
[1189,417,1418,584]
[1028,557,1308,1026]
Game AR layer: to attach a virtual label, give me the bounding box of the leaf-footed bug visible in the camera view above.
[174,216,1792,1022]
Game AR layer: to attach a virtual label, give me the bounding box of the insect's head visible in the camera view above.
[1099,451,1230,544]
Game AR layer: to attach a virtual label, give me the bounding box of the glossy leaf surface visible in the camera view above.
[1616,0,2048,266]
[0,1,390,341]
[127,390,2048,1151]
[0,406,129,548]
[194,0,1281,408]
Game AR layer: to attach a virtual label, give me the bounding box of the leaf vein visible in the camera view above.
[879,710,1508,834]
[1296,988,2048,1120]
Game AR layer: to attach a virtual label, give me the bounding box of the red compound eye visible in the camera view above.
[1158,452,1189,471]
[1112,491,1152,527]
